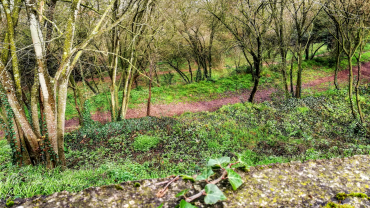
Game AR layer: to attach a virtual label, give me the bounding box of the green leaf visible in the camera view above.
[207,157,230,168]
[235,153,251,171]
[225,168,243,190]
[179,200,198,208]
[180,175,195,182]
[204,184,227,204]
[176,189,190,197]
[196,168,214,181]
[157,203,164,208]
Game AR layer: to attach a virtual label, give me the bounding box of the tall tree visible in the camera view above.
[287,0,322,98]
[0,0,132,168]
[324,0,370,121]
[207,0,273,102]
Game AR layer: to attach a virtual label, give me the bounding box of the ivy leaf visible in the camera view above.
[207,157,230,168]
[225,168,243,190]
[204,184,227,204]
[179,199,198,208]
[176,189,190,197]
[180,175,195,182]
[196,168,214,181]
[235,153,251,171]
[157,203,164,208]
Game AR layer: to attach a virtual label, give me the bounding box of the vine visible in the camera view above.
[157,155,248,207]
[0,90,20,165]
[81,99,96,128]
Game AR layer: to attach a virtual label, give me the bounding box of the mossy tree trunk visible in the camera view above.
[0,0,120,168]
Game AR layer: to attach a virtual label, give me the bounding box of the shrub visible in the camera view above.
[133,135,160,152]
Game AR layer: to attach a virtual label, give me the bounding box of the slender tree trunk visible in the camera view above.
[334,41,341,90]
[248,57,261,102]
[45,0,57,70]
[295,50,303,98]
[56,77,69,167]
[31,68,42,138]
[14,119,32,166]
[248,76,260,102]
[147,59,153,116]
[70,76,83,124]
[290,55,294,96]
[1,0,22,101]
[188,59,193,83]
[305,44,310,61]
[110,44,120,122]
[348,56,357,119]
[355,54,364,123]
[119,55,136,120]
[310,43,325,60]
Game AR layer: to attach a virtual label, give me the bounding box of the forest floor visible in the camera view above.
[64,62,370,132]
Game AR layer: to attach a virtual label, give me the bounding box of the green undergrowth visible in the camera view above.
[64,45,370,121]
[1,87,369,200]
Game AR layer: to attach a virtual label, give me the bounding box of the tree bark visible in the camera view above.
[348,56,357,119]
[290,55,294,96]
[147,59,153,116]
[295,50,303,98]
[334,40,341,90]
[355,53,364,123]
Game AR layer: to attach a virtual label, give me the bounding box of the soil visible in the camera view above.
[64,62,370,132]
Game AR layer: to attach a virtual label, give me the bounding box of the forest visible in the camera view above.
[0,0,369,207]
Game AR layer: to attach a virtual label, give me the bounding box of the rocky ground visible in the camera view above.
[4,155,370,208]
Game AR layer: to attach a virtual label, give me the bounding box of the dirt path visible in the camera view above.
[64,62,370,131]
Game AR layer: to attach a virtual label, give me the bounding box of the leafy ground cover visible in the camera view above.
[1,87,369,200]
[64,45,370,121]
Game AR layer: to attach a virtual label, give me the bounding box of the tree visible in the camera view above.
[0,0,133,168]
[324,0,370,121]
[207,0,273,102]
[269,0,292,98]
[287,0,322,98]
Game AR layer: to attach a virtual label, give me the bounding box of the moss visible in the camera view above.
[115,184,123,190]
[336,193,347,201]
[336,192,370,201]
[324,202,354,208]
[6,199,14,207]
[134,182,141,187]
[348,193,368,199]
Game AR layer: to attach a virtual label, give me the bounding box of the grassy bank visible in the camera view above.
[1,87,369,199]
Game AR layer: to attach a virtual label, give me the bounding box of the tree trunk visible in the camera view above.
[305,43,310,61]
[248,57,261,103]
[69,76,83,124]
[290,55,294,96]
[334,41,341,90]
[31,68,41,138]
[295,50,303,98]
[348,56,357,119]
[188,59,193,83]
[56,77,69,167]
[355,54,364,123]
[147,59,153,116]
[110,44,120,122]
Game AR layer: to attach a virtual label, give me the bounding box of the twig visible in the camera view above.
[186,170,228,202]
[156,175,180,198]
[186,162,239,203]
[155,180,172,186]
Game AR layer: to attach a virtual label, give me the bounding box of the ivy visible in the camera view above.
[0,90,19,165]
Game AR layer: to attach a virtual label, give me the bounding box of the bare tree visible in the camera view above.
[287,0,322,98]
[324,0,370,121]
[0,0,134,168]
[207,0,273,102]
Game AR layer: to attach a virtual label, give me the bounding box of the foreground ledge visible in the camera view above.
[4,155,370,208]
